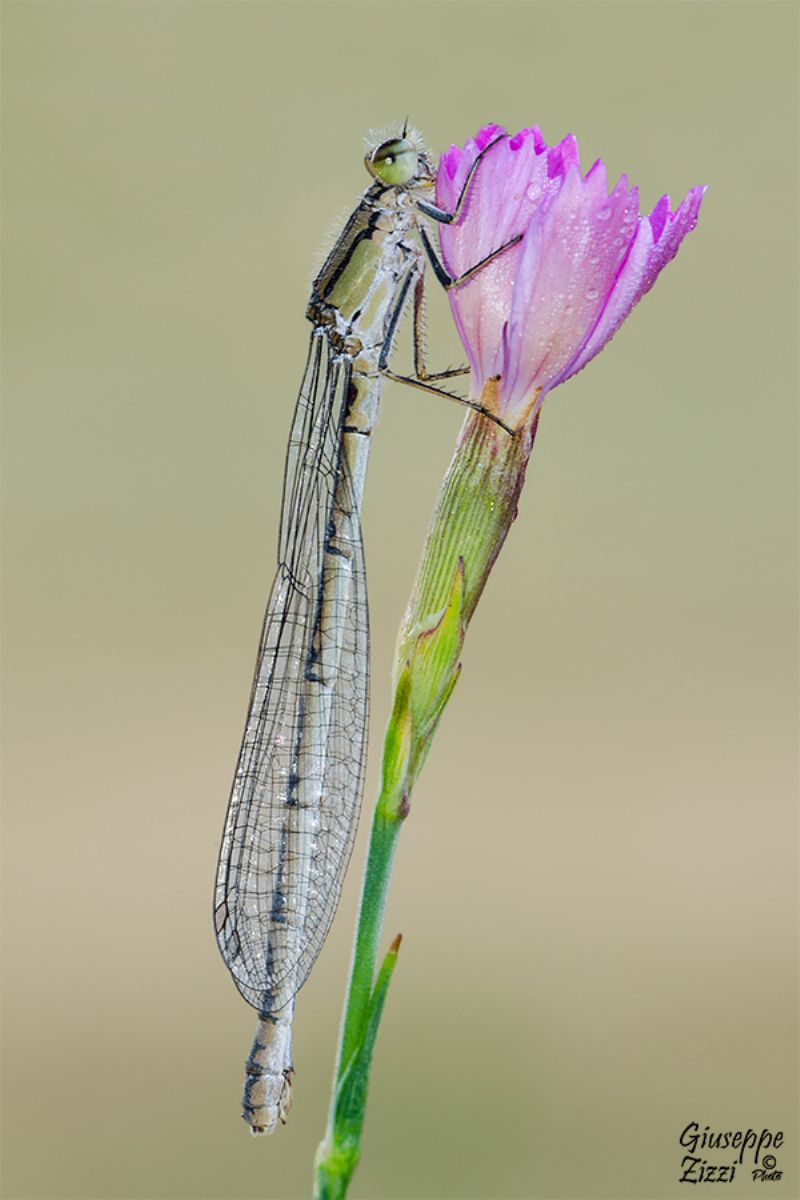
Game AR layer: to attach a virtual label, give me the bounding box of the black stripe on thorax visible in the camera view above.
[320,206,384,299]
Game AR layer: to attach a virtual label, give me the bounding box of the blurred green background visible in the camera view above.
[2,2,797,1198]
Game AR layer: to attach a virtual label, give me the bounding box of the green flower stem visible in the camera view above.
[398,396,539,670]
[313,799,402,1198]
[335,811,401,1082]
[314,682,410,1200]
[314,396,541,1199]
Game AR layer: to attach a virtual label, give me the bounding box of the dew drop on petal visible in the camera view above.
[587,288,599,300]
[597,206,612,221]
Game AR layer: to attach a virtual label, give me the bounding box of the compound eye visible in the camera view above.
[368,138,418,186]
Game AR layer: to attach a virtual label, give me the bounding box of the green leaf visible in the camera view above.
[378,667,412,819]
[406,555,465,743]
[334,934,402,1146]
[315,937,402,1198]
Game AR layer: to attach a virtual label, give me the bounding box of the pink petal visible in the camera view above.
[561,185,706,383]
[436,127,579,390]
[500,163,640,422]
[437,129,577,279]
[435,123,705,415]
[435,124,506,215]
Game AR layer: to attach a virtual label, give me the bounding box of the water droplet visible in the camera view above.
[587,288,599,300]
[597,206,611,221]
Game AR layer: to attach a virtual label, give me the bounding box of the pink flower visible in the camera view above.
[437,124,706,430]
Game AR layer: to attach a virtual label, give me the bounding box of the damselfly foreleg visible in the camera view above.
[415,131,506,227]
[414,131,523,292]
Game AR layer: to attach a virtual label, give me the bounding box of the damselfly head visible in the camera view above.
[364,126,435,190]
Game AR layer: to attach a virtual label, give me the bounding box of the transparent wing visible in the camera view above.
[214,333,370,1014]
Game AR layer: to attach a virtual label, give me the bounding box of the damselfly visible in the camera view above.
[214,125,515,1134]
